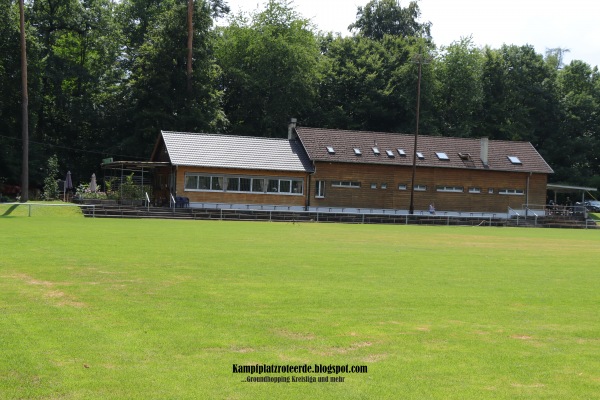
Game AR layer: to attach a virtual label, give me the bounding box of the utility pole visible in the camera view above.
[408,37,430,215]
[19,0,29,202]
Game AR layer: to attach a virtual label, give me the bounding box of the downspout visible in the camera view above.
[526,172,531,217]
[306,173,311,211]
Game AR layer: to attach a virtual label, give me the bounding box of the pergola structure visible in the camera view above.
[101,161,171,204]
[547,183,597,204]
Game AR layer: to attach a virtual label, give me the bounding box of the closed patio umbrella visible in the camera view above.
[64,171,73,201]
[90,173,97,192]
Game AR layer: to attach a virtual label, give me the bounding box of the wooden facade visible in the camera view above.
[308,161,548,212]
[175,166,308,207]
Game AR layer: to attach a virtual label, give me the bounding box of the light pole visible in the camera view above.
[408,40,430,215]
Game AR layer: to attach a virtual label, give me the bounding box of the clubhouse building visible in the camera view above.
[137,124,553,214]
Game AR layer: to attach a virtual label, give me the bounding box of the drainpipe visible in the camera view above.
[526,172,531,217]
[306,174,311,211]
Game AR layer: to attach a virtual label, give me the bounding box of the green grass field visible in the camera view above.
[1,208,600,399]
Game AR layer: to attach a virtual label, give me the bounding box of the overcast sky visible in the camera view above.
[221,0,600,68]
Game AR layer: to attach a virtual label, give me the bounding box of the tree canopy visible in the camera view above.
[1,0,598,193]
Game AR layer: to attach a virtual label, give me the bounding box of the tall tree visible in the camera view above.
[349,0,430,40]
[481,45,559,147]
[120,0,227,155]
[215,0,320,137]
[434,37,484,137]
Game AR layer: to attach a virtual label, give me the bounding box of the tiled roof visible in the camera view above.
[295,127,554,174]
[161,131,313,172]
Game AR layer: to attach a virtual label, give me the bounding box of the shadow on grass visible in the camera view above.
[1,204,19,216]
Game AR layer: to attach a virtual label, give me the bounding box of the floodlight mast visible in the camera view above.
[408,36,430,215]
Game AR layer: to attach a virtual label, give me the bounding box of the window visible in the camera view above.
[185,174,302,195]
[381,183,388,189]
[488,188,494,194]
[279,180,291,193]
[184,175,198,190]
[211,177,222,191]
[499,189,524,195]
[508,156,522,164]
[468,187,481,194]
[385,150,394,157]
[353,148,362,155]
[332,181,360,188]
[266,178,303,195]
[414,184,427,191]
[436,152,449,160]
[316,180,325,198]
[240,178,251,192]
[184,174,222,191]
[397,149,406,156]
[416,152,425,160]
[436,186,463,193]
[292,180,303,194]
[398,184,407,191]
[252,178,265,193]
[327,146,335,154]
[227,177,239,191]
[370,183,377,189]
[372,147,380,155]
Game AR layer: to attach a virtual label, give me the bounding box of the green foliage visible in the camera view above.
[434,37,484,137]
[0,0,599,191]
[215,0,320,137]
[42,154,59,200]
[349,0,431,40]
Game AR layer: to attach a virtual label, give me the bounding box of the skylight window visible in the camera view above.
[416,152,425,160]
[397,149,406,156]
[436,152,449,160]
[508,156,522,164]
[372,147,380,155]
[354,148,362,155]
[326,146,335,154]
[386,150,394,157]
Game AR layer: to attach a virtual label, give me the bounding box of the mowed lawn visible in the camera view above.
[1,212,600,399]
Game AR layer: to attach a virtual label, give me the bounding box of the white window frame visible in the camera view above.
[436,152,449,160]
[185,173,303,195]
[498,188,524,195]
[436,186,464,193]
[398,184,407,191]
[315,180,325,198]
[468,187,481,194]
[331,181,361,188]
[414,184,427,191]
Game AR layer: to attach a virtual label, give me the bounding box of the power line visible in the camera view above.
[0,134,146,160]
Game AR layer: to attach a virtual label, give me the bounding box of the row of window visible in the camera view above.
[184,174,304,195]
[317,180,524,197]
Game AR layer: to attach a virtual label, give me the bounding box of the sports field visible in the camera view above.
[1,208,599,399]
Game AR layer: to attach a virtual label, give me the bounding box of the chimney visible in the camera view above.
[288,118,297,139]
[480,137,489,167]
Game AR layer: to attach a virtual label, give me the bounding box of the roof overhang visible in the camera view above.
[101,161,171,171]
[547,184,597,192]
